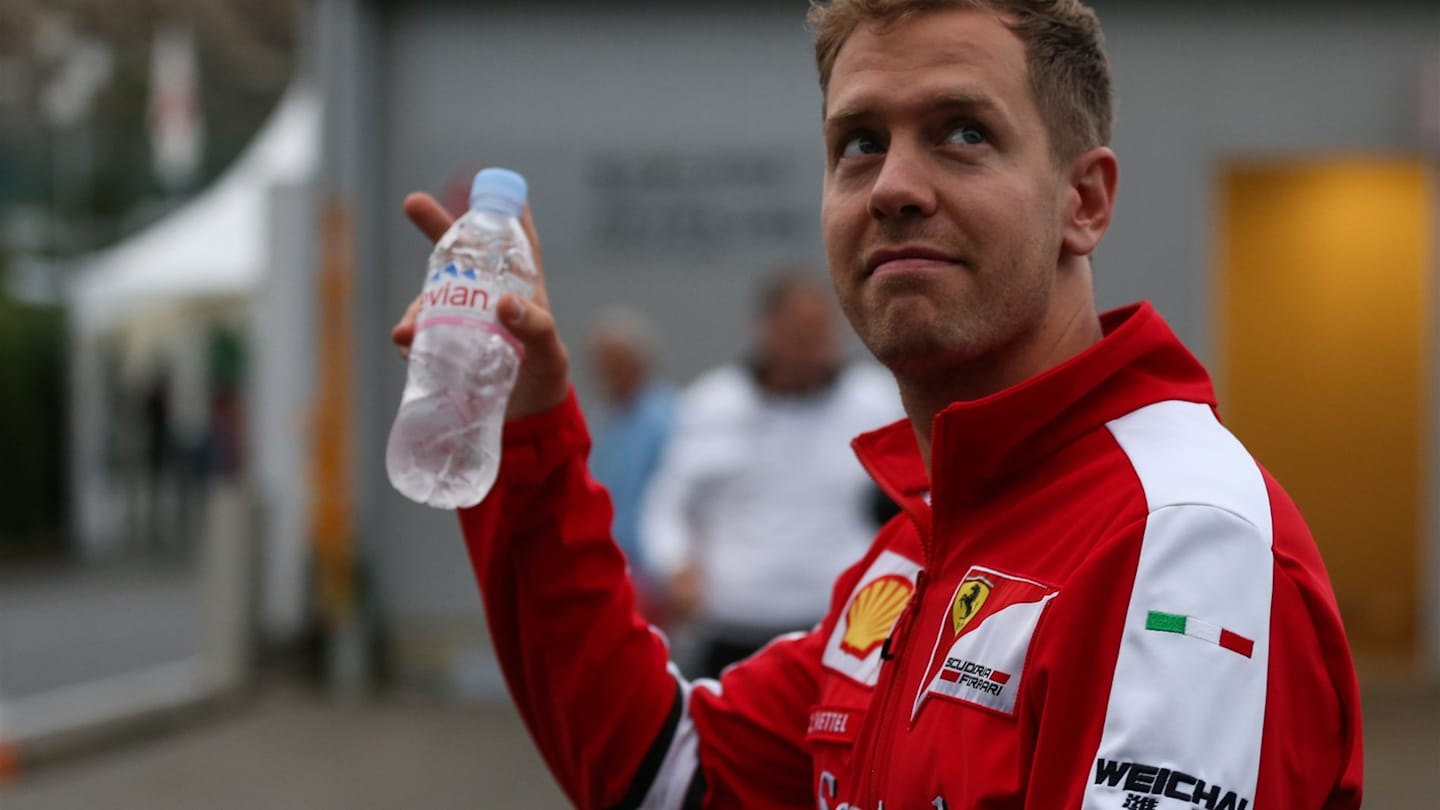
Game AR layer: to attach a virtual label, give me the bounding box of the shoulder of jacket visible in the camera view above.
[677,364,755,420]
[1106,399,1273,536]
[839,361,893,391]
[838,362,902,409]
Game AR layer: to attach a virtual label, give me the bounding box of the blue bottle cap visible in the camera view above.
[470,168,528,216]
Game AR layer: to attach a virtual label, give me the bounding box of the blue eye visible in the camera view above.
[841,134,884,158]
[946,124,987,146]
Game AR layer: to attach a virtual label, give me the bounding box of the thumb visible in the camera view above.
[498,295,551,344]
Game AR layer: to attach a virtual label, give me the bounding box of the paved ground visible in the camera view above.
[1356,679,1440,808]
[1,677,1434,809]
[0,686,566,809]
[1,555,1434,808]
[0,560,200,700]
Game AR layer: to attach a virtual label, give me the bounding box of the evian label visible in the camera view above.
[417,262,519,349]
[420,262,493,316]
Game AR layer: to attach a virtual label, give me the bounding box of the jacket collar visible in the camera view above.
[853,302,1216,542]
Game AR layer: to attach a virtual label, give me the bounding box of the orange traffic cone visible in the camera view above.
[0,740,21,784]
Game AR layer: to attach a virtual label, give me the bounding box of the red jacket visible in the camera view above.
[458,302,1363,810]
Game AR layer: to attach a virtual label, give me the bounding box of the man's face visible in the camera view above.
[820,10,1068,380]
[758,285,842,391]
[590,336,646,405]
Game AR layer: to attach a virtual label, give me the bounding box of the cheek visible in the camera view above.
[820,202,841,254]
[824,234,866,305]
[821,227,850,289]
[821,185,865,244]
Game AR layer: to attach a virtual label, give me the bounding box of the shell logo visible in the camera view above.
[839,575,915,658]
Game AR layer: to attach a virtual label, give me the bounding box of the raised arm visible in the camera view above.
[390,191,823,809]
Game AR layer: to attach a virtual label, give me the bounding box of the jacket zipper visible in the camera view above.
[861,567,927,808]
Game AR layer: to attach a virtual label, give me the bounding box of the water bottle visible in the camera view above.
[386,168,537,509]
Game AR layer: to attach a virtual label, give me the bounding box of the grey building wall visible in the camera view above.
[1096,1,1439,371]
[359,2,835,692]
[334,0,1440,686]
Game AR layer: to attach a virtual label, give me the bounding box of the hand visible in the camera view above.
[390,191,571,420]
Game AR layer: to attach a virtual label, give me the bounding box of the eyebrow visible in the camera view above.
[823,91,1006,136]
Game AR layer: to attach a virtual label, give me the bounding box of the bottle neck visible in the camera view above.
[470,197,523,218]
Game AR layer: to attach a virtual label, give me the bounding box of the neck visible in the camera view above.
[608,380,646,409]
[753,361,839,396]
[899,267,1103,473]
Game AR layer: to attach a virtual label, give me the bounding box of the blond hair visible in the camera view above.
[807,0,1113,164]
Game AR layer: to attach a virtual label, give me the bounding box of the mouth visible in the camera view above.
[865,246,963,277]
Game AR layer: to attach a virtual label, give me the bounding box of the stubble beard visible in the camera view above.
[851,257,1055,388]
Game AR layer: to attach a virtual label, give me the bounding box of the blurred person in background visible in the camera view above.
[390,0,1363,806]
[586,307,676,620]
[640,271,900,677]
[140,368,174,549]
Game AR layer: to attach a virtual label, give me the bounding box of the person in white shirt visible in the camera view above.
[641,271,902,677]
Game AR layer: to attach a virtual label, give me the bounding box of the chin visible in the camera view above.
[863,320,966,374]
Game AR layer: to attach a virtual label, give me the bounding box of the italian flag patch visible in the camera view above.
[1145,610,1254,658]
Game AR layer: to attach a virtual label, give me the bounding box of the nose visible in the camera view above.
[868,144,937,221]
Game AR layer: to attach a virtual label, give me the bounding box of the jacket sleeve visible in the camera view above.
[457,391,821,810]
[1021,505,1364,810]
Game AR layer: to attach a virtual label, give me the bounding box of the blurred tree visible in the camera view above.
[0,0,300,556]
[0,291,66,557]
[0,0,303,253]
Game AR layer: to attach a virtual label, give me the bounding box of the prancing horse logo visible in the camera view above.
[951,574,994,634]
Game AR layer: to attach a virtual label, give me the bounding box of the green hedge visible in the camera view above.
[0,293,67,556]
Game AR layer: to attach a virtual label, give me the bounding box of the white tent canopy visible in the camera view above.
[69,86,319,336]
[46,84,322,753]
[68,85,322,650]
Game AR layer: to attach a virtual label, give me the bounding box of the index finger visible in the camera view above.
[519,203,551,311]
[403,192,455,242]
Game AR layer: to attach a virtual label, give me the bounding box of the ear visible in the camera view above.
[1060,146,1118,258]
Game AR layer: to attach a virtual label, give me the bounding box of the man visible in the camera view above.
[640,272,900,677]
[391,1,1364,808]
